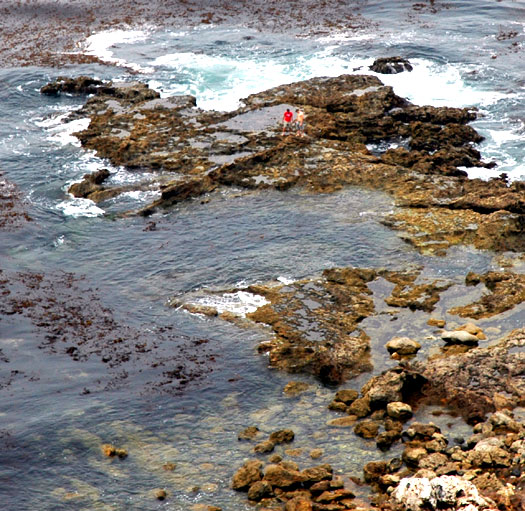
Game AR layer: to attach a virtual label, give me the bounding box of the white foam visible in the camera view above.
[47,118,90,147]
[190,291,269,316]
[370,59,509,108]
[56,198,105,218]
[84,29,154,73]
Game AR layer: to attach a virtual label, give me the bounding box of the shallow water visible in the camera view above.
[1,2,524,509]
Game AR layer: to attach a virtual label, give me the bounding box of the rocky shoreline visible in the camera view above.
[38,72,525,510]
[1,68,523,509]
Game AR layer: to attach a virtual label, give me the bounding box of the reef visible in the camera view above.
[46,73,524,255]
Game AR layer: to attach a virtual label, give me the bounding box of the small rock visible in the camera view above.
[327,416,357,428]
[385,336,421,355]
[284,381,311,396]
[153,488,167,500]
[347,397,371,418]
[310,448,324,459]
[238,426,260,441]
[269,429,295,444]
[441,330,479,344]
[354,420,380,439]
[247,480,273,501]
[427,318,446,328]
[456,322,486,340]
[254,440,275,454]
[334,389,359,404]
[363,461,388,483]
[386,401,413,421]
[402,446,428,467]
[101,444,128,459]
[369,56,413,74]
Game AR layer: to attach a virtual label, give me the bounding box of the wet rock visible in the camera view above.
[392,475,497,511]
[263,463,305,488]
[414,327,525,423]
[238,426,260,441]
[369,56,413,74]
[283,381,311,396]
[347,397,371,418]
[40,75,106,95]
[386,401,413,421]
[327,416,358,428]
[363,461,388,483]
[402,446,428,467]
[376,430,402,451]
[231,460,263,491]
[385,337,421,356]
[101,443,128,458]
[254,440,275,454]
[153,488,167,500]
[449,271,525,319]
[301,464,334,485]
[334,389,359,405]
[247,480,273,501]
[354,420,380,439]
[456,322,487,340]
[441,330,480,345]
[427,318,446,328]
[269,429,295,444]
[309,448,324,460]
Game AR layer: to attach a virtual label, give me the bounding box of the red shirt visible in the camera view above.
[283,110,293,122]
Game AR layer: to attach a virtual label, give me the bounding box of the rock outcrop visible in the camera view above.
[42,74,524,256]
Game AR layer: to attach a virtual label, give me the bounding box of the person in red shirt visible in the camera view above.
[282,108,294,135]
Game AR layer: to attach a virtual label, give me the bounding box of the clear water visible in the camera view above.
[1,2,524,509]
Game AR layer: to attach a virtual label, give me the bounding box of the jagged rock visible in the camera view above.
[40,75,106,95]
[301,464,334,485]
[392,475,497,511]
[414,327,525,423]
[369,56,413,74]
[231,460,263,491]
[263,463,305,488]
[247,480,273,501]
[101,443,128,458]
[269,429,295,444]
[354,420,380,438]
[363,461,388,483]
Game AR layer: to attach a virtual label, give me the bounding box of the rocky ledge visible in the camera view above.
[43,73,524,255]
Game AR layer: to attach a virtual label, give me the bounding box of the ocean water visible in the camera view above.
[0,2,524,509]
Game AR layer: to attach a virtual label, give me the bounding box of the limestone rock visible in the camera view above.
[392,475,497,511]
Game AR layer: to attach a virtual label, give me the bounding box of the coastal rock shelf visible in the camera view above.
[43,74,525,255]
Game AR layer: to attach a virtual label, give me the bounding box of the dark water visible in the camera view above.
[1,2,524,509]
